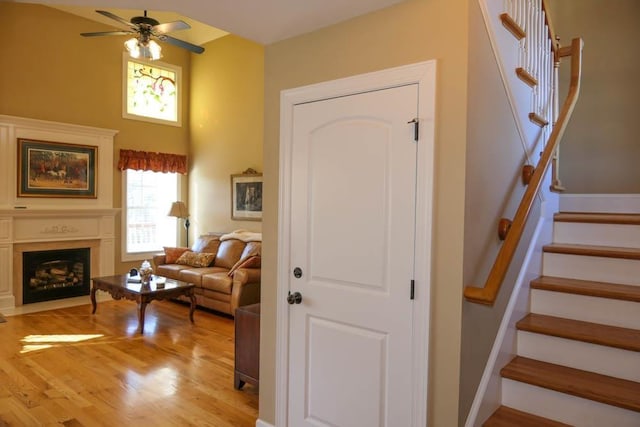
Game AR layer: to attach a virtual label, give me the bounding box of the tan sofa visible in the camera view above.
[152,232,261,316]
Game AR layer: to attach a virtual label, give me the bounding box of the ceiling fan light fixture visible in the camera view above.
[147,40,162,60]
[124,37,140,57]
[124,37,162,61]
[82,10,204,57]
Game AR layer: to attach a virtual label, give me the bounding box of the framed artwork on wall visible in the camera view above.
[231,169,262,221]
[17,138,98,198]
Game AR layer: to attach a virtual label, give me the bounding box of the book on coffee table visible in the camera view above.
[127,274,142,283]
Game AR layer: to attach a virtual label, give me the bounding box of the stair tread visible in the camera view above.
[556,212,640,225]
[531,276,640,302]
[501,356,640,412]
[543,243,640,260]
[483,405,572,427]
[517,313,640,351]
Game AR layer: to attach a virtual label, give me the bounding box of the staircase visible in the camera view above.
[484,212,640,426]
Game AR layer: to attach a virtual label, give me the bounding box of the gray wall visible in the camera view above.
[459,0,537,422]
[549,0,640,193]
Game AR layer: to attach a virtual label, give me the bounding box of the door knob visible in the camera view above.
[287,291,302,305]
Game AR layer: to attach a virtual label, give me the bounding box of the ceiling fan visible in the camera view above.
[81,10,205,60]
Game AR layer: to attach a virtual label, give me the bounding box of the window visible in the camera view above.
[122,169,180,261]
[123,54,181,126]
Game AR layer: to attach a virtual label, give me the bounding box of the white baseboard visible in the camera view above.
[560,194,640,213]
[0,295,16,311]
[2,292,111,317]
[256,419,275,427]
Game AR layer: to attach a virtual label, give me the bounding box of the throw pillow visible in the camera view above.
[240,241,261,259]
[228,255,261,276]
[164,247,190,264]
[176,251,216,268]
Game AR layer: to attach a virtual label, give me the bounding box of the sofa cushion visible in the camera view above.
[202,272,234,294]
[201,288,232,303]
[214,240,247,269]
[191,234,222,254]
[176,251,216,268]
[178,267,227,286]
[163,246,190,264]
[228,255,261,276]
[156,263,192,277]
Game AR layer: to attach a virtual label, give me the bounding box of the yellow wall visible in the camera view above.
[0,3,191,273]
[190,35,264,236]
[262,0,468,424]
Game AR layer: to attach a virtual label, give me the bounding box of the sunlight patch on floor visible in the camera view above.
[20,334,104,353]
[124,366,179,401]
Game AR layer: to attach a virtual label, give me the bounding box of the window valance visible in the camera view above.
[117,149,187,174]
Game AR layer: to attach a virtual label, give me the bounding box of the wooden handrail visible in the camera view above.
[464,38,583,305]
[542,0,560,57]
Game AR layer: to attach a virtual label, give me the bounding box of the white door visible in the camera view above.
[287,84,420,427]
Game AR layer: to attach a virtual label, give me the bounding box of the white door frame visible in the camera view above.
[276,60,436,427]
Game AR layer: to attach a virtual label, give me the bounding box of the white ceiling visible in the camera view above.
[9,0,407,45]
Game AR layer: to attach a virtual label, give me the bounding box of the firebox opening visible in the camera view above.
[22,247,90,304]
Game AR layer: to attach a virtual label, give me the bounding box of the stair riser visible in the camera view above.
[554,222,640,248]
[543,253,640,286]
[531,289,640,329]
[502,378,640,426]
[517,331,640,382]
[559,194,640,213]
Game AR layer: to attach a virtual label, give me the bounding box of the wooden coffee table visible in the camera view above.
[91,274,196,334]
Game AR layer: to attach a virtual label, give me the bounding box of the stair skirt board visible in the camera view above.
[517,331,640,382]
[543,253,640,286]
[502,378,640,426]
[554,222,640,248]
[531,289,640,330]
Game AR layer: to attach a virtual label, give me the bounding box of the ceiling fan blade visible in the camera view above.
[158,35,205,54]
[81,30,133,37]
[95,10,138,29]
[153,20,190,34]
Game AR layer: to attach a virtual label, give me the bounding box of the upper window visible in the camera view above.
[123,55,181,126]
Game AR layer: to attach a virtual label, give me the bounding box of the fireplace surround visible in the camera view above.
[7,209,116,309]
[0,115,118,311]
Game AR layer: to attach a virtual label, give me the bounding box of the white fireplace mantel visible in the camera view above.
[0,115,118,310]
[0,208,119,244]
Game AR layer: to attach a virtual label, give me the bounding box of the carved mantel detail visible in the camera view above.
[41,225,80,235]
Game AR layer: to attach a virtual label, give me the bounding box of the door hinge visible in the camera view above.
[407,118,419,142]
[410,279,415,300]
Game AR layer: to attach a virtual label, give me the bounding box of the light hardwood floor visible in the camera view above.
[0,300,258,426]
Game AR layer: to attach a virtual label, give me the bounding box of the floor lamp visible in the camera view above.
[168,201,191,247]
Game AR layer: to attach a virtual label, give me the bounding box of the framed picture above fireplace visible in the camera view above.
[17,138,97,198]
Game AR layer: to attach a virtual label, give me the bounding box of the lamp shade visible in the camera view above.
[168,201,189,219]
[125,37,162,60]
